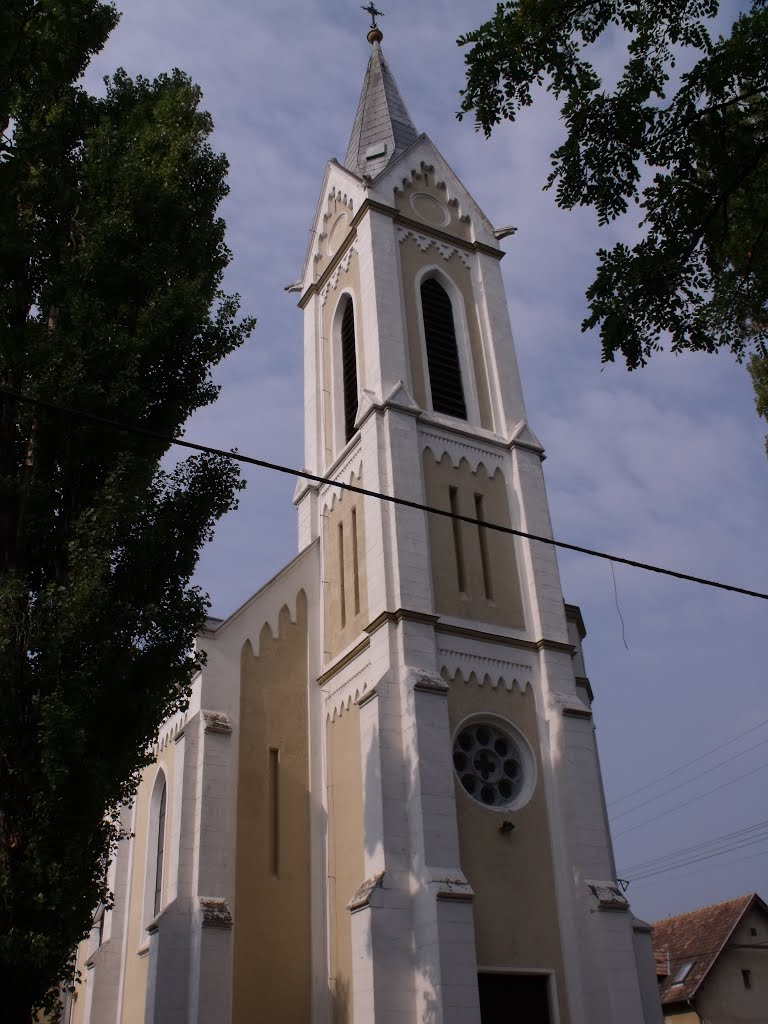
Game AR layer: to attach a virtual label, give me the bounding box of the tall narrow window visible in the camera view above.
[153,780,166,917]
[449,486,466,593]
[341,298,358,442]
[269,748,280,877]
[351,508,360,616]
[338,522,346,628]
[474,493,493,600]
[421,278,467,419]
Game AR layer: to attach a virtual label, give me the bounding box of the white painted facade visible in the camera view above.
[66,37,662,1024]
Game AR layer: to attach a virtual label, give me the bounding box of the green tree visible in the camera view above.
[0,3,255,1018]
[458,2,768,389]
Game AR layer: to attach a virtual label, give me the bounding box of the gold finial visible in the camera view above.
[361,3,384,44]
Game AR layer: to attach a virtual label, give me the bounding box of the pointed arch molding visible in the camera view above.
[324,660,372,721]
[320,243,358,306]
[438,648,534,693]
[421,430,505,474]
[396,226,472,269]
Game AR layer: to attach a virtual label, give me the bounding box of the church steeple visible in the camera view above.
[343,30,419,179]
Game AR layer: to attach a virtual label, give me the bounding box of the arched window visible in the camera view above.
[421,278,467,420]
[340,298,358,442]
[153,779,166,918]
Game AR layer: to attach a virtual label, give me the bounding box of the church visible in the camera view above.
[66,19,663,1024]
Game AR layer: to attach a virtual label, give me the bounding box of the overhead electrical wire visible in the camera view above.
[620,818,768,875]
[2,385,768,602]
[613,761,768,839]
[627,832,768,882]
[609,735,768,823]
[629,847,768,888]
[607,716,768,807]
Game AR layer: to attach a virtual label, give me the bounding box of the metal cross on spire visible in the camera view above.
[361,3,384,30]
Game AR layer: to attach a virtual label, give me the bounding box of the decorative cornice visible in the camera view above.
[356,686,379,708]
[365,608,440,636]
[396,226,471,269]
[421,429,505,474]
[436,622,537,652]
[202,711,232,736]
[200,897,233,928]
[317,637,371,686]
[298,197,502,307]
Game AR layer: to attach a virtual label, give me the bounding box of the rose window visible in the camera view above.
[452,721,525,808]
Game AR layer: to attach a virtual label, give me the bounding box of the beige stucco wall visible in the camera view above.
[321,250,365,465]
[119,775,151,1024]
[694,905,768,1023]
[232,593,311,1024]
[326,703,365,1023]
[447,680,569,1024]
[323,474,368,660]
[399,236,493,430]
[423,451,524,628]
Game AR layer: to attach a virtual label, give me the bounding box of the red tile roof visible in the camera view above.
[651,894,758,1004]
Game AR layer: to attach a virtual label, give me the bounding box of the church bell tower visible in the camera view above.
[291,18,659,1024]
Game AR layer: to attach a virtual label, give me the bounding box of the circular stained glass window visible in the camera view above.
[452,719,529,809]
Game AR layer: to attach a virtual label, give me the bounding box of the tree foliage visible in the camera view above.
[459,1,768,373]
[0,3,255,1018]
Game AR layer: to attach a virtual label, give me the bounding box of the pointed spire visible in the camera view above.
[344,33,419,180]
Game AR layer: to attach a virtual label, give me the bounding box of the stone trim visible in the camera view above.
[355,686,379,708]
[317,636,371,685]
[436,890,474,903]
[365,608,440,636]
[412,670,450,695]
[202,711,232,736]
[562,706,593,720]
[200,897,234,928]
[575,675,595,704]
[586,882,629,913]
[348,871,385,913]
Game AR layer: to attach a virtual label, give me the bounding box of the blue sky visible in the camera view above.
[87,1,768,924]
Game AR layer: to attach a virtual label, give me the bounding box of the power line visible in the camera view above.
[3,385,768,602]
[620,818,768,875]
[607,716,768,808]
[609,735,768,823]
[630,847,768,888]
[629,833,768,883]
[613,761,768,839]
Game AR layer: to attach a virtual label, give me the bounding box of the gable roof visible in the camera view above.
[344,41,419,180]
[651,893,764,1004]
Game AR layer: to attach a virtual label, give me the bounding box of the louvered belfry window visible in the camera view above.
[421,278,467,419]
[341,298,359,442]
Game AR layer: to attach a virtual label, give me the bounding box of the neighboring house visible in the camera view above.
[652,893,768,1023]
[64,19,662,1024]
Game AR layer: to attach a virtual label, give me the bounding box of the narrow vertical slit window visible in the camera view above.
[153,781,166,917]
[474,493,493,600]
[742,969,752,990]
[341,298,359,442]
[269,748,280,877]
[449,486,466,593]
[421,278,467,419]
[351,508,360,616]
[338,521,346,628]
